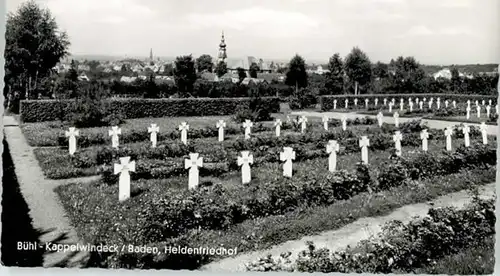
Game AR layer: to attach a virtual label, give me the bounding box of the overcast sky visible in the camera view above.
[6,0,500,64]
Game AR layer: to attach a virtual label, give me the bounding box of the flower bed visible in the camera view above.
[246,195,495,273]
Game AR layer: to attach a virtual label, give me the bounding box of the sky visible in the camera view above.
[6,0,500,65]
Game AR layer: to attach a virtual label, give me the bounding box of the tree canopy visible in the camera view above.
[285,54,308,89]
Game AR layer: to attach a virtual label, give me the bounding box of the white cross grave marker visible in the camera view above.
[274,119,282,137]
[444,127,453,152]
[419,101,423,110]
[486,105,491,118]
[400,99,404,111]
[333,99,337,109]
[185,153,203,190]
[466,106,471,119]
[388,102,393,113]
[436,98,441,109]
[345,99,349,109]
[462,125,470,147]
[393,131,403,156]
[393,112,400,127]
[496,104,499,114]
[480,122,488,145]
[114,156,136,202]
[243,119,253,139]
[482,100,485,106]
[280,147,296,177]
[322,115,329,131]
[359,136,370,164]
[428,100,432,109]
[354,98,358,107]
[420,129,429,151]
[475,100,479,107]
[65,127,79,155]
[179,122,189,145]
[409,101,414,112]
[445,100,449,108]
[298,116,308,133]
[384,98,387,106]
[341,116,347,131]
[377,112,384,127]
[489,99,492,106]
[365,98,369,109]
[108,126,121,148]
[237,151,253,184]
[453,100,456,108]
[326,140,340,172]
[375,98,378,106]
[148,124,160,148]
[467,100,471,108]
[216,120,226,142]
[476,105,481,118]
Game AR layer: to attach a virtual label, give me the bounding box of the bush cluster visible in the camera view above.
[246,196,495,273]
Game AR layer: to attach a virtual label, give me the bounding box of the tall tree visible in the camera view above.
[392,56,427,93]
[173,55,197,96]
[249,62,260,78]
[450,67,461,92]
[285,54,308,89]
[344,47,372,95]
[237,67,247,83]
[215,61,228,78]
[324,53,344,94]
[5,0,70,100]
[373,62,389,79]
[196,54,214,73]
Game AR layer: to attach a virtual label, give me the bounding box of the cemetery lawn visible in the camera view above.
[55,166,496,269]
[21,114,300,147]
[411,235,494,275]
[423,115,498,125]
[357,109,432,118]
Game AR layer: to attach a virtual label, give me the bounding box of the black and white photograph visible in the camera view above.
[1,0,499,274]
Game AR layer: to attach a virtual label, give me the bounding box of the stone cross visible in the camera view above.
[374,98,378,106]
[148,124,160,148]
[298,116,308,133]
[392,98,395,105]
[280,147,296,177]
[423,97,427,102]
[345,99,349,109]
[108,126,121,148]
[384,98,387,106]
[359,136,370,164]
[365,98,369,109]
[482,100,485,106]
[400,99,404,111]
[409,101,414,112]
[185,153,203,190]
[114,156,136,202]
[341,116,347,131]
[322,115,329,131]
[243,119,253,139]
[326,140,340,172]
[415,98,419,104]
[476,105,481,118]
[496,104,499,114]
[216,120,226,142]
[466,106,471,119]
[333,99,337,109]
[388,102,393,113]
[462,125,470,147]
[377,112,384,127]
[445,100,449,108]
[393,131,403,156]
[486,105,491,118]
[179,122,189,145]
[480,122,488,145]
[475,100,479,107]
[274,119,282,137]
[65,127,79,155]
[409,97,412,103]
[428,100,432,109]
[436,98,441,109]
[467,100,471,108]
[444,127,453,152]
[489,99,492,106]
[354,98,358,107]
[237,151,253,184]
[393,112,400,127]
[453,100,457,108]
[420,129,429,151]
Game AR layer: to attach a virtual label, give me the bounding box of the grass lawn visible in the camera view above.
[56,166,496,269]
[424,115,498,125]
[412,235,495,275]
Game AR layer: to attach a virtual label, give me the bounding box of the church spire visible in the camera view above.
[217,30,227,64]
[149,48,153,61]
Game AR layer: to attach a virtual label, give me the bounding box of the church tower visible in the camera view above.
[217,31,227,64]
[149,48,153,61]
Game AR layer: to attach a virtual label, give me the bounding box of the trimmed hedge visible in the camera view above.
[320,94,497,111]
[20,97,281,123]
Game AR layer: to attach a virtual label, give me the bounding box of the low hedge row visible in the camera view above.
[20,97,281,123]
[246,196,495,273]
[99,143,496,243]
[320,94,497,111]
[55,117,377,148]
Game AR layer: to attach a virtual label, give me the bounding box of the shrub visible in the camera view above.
[288,88,318,110]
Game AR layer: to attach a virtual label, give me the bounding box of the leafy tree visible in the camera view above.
[285,54,308,89]
[344,47,372,94]
[164,64,174,76]
[324,53,344,94]
[196,54,214,73]
[173,55,197,96]
[5,0,70,101]
[450,67,461,92]
[215,61,228,78]
[373,62,389,79]
[391,56,427,93]
[237,67,247,83]
[249,62,260,78]
[144,74,160,98]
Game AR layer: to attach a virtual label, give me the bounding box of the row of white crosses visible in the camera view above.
[112,121,491,202]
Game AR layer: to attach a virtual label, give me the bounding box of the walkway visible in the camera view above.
[3,116,89,267]
[201,183,496,272]
[291,111,499,136]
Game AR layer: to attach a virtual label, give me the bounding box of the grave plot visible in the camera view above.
[50,117,496,270]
